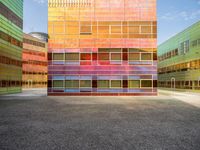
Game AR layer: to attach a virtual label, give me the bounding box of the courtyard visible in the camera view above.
[0,89,200,150]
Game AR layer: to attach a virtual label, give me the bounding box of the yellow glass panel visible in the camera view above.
[123,26,128,33]
[92,26,98,34]
[48,27,54,34]
[98,21,110,26]
[66,21,79,26]
[66,26,79,35]
[54,26,65,34]
[80,26,91,33]
[111,26,121,34]
[141,26,152,33]
[98,26,109,34]
[129,26,140,33]
[110,21,121,25]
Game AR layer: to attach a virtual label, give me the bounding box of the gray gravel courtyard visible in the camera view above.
[0,90,200,150]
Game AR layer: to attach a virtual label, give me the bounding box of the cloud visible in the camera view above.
[160,9,200,21]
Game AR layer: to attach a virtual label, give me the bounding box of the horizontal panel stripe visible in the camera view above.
[0,30,23,48]
[0,2,23,29]
[0,55,22,67]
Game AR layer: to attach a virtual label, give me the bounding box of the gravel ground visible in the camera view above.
[0,92,200,150]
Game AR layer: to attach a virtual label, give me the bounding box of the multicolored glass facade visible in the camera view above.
[22,33,48,88]
[158,21,200,90]
[48,0,157,96]
[0,0,23,95]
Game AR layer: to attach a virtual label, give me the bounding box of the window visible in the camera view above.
[80,80,91,88]
[198,39,200,45]
[81,53,91,60]
[65,53,79,61]
[141,26,151,33]
[53,53,64,60]
[175,49,178,55]
[129,26,140,33]
[23,38,45,48]
[111,80,121,88]
[111,26,121,34]
[111,53,121,61]
[97,80,109,88]
[128,80,140,88]
[129,53,140,61]
[0,31,22,48]
[53,80,64,88]
[98,53,109,61]
[0,2,23,29]
[65,80,79,88]
[80,25,92,35]
[191,40,198,47]
[98,26,109,34]
[141,53,152,60]
[141,80,152,87]
[179,40,189,55]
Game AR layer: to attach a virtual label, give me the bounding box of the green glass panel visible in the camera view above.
[65,53,79,61]
[53,53,64,60]
[53,80,64,87]
[141,80,152,87]
[111,53,121,60]
[80,80,91,88]
[65,80,79,88]
[129,53,140,61]
[97,80,109,88]
[111,80,121,88]
[128,80,140,88]
[141,53,152,60]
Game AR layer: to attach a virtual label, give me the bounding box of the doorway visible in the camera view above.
[171,78,175,89]
[28,80,33,88]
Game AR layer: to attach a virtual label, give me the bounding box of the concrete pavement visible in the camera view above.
[0,89,200,150]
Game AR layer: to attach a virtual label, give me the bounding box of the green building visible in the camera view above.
[0,0,23,94]
[158,21,200,90]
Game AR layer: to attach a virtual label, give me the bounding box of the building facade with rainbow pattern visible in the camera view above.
[48,0,157,96]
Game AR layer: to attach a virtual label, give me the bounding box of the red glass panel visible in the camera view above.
[81,53,91,60]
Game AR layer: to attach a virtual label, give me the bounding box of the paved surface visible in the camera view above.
[0,89,200,150]
[159,90,200,108]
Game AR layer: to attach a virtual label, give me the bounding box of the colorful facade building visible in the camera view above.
[48,0,157,96]
[158,21,200,90]
[29,32,48,42]
[0,0,23,94]
[22,33,48,88]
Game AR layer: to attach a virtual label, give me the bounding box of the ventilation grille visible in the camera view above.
[48,0,92,7]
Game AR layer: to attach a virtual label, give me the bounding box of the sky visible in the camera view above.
[24,0,200,45]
